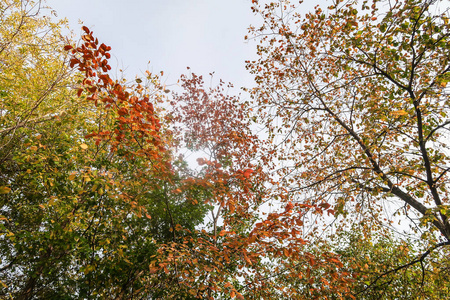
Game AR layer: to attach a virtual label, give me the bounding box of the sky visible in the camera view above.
[47,0,261,89]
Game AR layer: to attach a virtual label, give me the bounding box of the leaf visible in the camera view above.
[319,202,331,209]
[83,265,95,274]
[243,168,254,178]
[0,186,11,194]
[80,143,88,150]
[391,110,408,117]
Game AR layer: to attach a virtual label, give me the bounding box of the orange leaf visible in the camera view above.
[243,168,254,178]
[284,201,294,212]
[0,186,11,194]
[319,202,331,209]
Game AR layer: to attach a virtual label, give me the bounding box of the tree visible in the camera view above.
[0,1,79,296]
[161,72,351,299]
[156,72,265,299]
[0,0,75,179]
[0,4,209,298]
[246,0,450,297]
[331,228,450,299]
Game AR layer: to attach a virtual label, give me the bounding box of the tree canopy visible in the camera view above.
[1,0,450,299]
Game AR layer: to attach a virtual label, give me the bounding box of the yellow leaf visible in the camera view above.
[68,173,76,181]
[391,110,408,117]
[0,280,7,288]
[80,143,88,149]
[84,265,95,274]
[0,186,11,194]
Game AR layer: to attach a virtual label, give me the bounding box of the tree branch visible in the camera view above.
[356,241,450,296]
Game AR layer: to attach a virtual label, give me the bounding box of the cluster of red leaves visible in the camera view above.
[170,73,262,212]
[64,26,165,167]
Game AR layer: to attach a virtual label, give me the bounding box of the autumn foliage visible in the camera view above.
[66,26,165,166]
[1,0,450,299]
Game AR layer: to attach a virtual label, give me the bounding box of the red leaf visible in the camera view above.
[197,158,206,166]
[243,168,253,178]
[69,58,79,68]
[319,202,331,209]
[285,201,294,212]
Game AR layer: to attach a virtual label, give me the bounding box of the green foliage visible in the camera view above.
[0,1,210,298]
[331,229,450,299]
